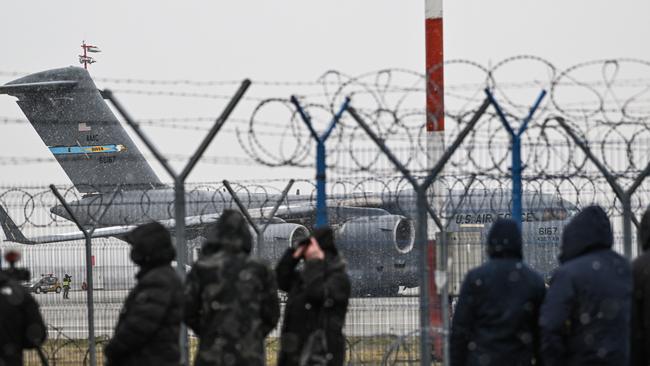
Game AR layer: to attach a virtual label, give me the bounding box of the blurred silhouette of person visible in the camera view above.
[105,222,182,366]
[184,209,280,366]
[631,208,650,366]
[540,205,632,366]
[0,252,47,366]
[276,227,351,366]
[450,218,546,366]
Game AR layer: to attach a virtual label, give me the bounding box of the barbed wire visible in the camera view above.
[2,56,649,222]
[224,56,650,179]
[1,173,647,231]
[3,67,650,90]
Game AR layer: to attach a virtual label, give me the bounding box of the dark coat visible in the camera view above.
[450,218,546,366]
[0,273,46,366]
[184,210,280,366]
[631,209,650,366]
[276,227,351,366]
[105,222,183,366]
[540,205,632,366]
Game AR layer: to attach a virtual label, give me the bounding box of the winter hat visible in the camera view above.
[559,205,613,263]
[203,209,252,255]
[486,218,523,259]
[312,226,338,256]
[125,221,175,267]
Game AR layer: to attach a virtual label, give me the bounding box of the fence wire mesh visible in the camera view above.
[0,56,649,365]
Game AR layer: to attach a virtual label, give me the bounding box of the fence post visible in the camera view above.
[290,96,350,228]
[485,89,546,227]
[49,185,121,366]
[348,98,489,366]
[622,196,633,257]
[553,116,650,258]
[104,79,251,365]
[430,174,477,362]
[222,179,295,256]
[625,164,650,255]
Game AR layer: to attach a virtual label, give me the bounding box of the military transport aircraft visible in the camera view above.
[0,67,576,295]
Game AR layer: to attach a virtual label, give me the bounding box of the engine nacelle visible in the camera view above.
[257,223,309,261]
[337,215,414,254]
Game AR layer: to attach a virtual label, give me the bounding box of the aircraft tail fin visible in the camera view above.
[0,205,31,244]
[2,67,162,194]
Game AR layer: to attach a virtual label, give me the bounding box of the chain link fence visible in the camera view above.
[1,56,649,365]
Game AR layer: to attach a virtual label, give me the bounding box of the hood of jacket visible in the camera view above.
[313,226,339,256]
[486,218,523,259]
[125,221,176,268]
[640,208,650,252]
[202,209,252,255]
[559,205,613,263]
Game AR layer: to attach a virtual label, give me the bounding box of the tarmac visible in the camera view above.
[34,290,421,339]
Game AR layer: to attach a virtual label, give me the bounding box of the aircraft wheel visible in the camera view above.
[55,287,61,294]
[35,287,41,294]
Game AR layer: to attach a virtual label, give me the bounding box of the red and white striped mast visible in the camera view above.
[425,0,446,363]
[426,0,444,134]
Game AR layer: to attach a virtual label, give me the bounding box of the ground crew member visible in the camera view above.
[62,274,71,299]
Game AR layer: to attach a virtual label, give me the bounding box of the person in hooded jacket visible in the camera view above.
[631,208,650,366]
[540,205,632,366]
[0,269,46,366]
[276,227,351,366]
[184,209,280,366]
[104,222,183,366]
[450,218,546,366]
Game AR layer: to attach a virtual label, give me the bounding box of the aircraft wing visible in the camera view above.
[0,204,221,245]
[262,203,390,221]
[1,199,391,245]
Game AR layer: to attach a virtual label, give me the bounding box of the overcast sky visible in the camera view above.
[1,0,649,186]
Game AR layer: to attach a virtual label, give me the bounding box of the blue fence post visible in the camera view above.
[291,96,350,228]
[485,89,546,227]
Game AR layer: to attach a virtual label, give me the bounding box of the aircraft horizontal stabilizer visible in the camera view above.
[0,204,32,243]
[0,80,77,95]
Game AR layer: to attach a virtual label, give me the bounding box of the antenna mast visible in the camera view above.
[79,41,101,70]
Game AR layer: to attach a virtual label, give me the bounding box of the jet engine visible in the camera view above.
[262,223,310,247]
[257,223,310,261]
[336,215,414,254]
